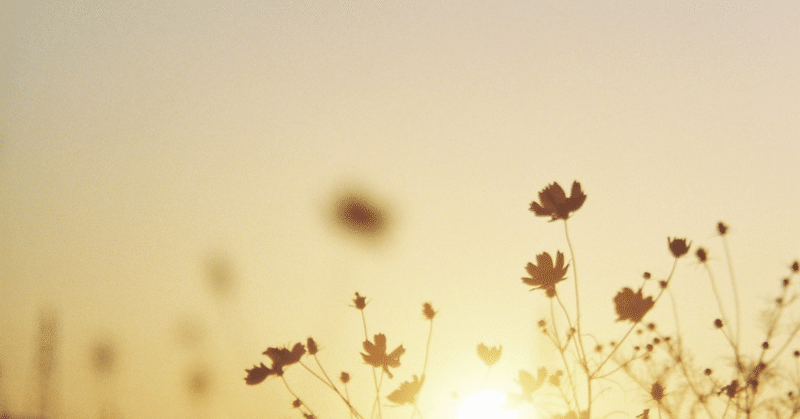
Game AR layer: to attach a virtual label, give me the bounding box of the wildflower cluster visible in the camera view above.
[244,295,436,418]
[244,180,800,419]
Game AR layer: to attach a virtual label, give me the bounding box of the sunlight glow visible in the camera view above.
[455,390,519,419]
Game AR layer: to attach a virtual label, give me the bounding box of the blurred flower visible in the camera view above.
[522,251,569,298]
[549,370,563,386]
[340,372,350,383]
[719,380,739,398]
[668,237,691,258]
[361,334,404,378]
[650,382,664,403]
[696,247,707,262]
[353,292,367,310]
[792,261,799,273]
[292,399,302,408]
[477,343,502,366]
[518,368,547,400]
[422,302,436,320]
[643,272,651,279]
[717,222,728,236]
[714,319,723,328]
[613,288,654,323]
[387,375,424,405]
[529,181,587,222]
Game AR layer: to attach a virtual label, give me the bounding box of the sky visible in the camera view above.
[1,1,799,418]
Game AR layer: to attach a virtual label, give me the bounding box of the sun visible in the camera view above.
[455,389,519,419]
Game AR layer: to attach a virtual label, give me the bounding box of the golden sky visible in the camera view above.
[1,1,799,418]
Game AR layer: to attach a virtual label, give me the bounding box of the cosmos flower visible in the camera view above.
[529,181,587,222]
[244,362,273,385]
[387,375,424,405]
[422,302,437,320]
[244,342,307,384]
[477,343,502,366]
[522,251,569,298]
[352,292,367,310]
[361,334,404,378]
[613,288,654,323]
[668,237,691,258]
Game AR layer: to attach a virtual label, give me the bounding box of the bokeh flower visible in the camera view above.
[522,251,569,298]
[529,181,587,221]
[477,343,502,366]
[387,375,424,405]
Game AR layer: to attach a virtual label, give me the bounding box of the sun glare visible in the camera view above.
[455,390,519,419]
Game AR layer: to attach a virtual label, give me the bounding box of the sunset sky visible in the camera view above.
[2,1,799,418]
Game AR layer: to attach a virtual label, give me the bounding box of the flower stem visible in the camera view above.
[721,236,742,348]
[281,375,318,419]
[563,220,591,415]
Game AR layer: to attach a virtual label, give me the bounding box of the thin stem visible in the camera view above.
[722,236,742,347]
[282,375,318,419]
[563,220,588,366]
[307,357,366,419]
[550,297,579,413]
[704,263,738,357]
[564,220,592,418]
[594,259,679,378]
[421,319,434,379]
[360,310,381,419]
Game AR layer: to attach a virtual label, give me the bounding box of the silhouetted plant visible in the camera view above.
[246,294,436,419]
[245,180,800,419]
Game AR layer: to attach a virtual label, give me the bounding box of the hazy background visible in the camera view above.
[1,1,799,418]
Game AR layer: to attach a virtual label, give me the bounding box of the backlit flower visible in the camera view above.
[361,334,404,378]
[422,302,436,320]
[477,343,502,366]
[353,292,367,310]
[529,181,587,222]
[613,287,654,323]
[668,237,691,258]
[522,251,569,298]
[387,375,424,405]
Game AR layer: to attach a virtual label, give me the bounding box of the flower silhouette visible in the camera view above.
[245,342,306,384]
[667,237,691,258]
[422,302,437,320]
[522,251,569,298]
[387,374,424,405]
[529,181,586,221]
[352,292,367,310]
[477,343,502,366]
[244,362,274,385]
[361,333,404,378]
[613,288,654,323]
